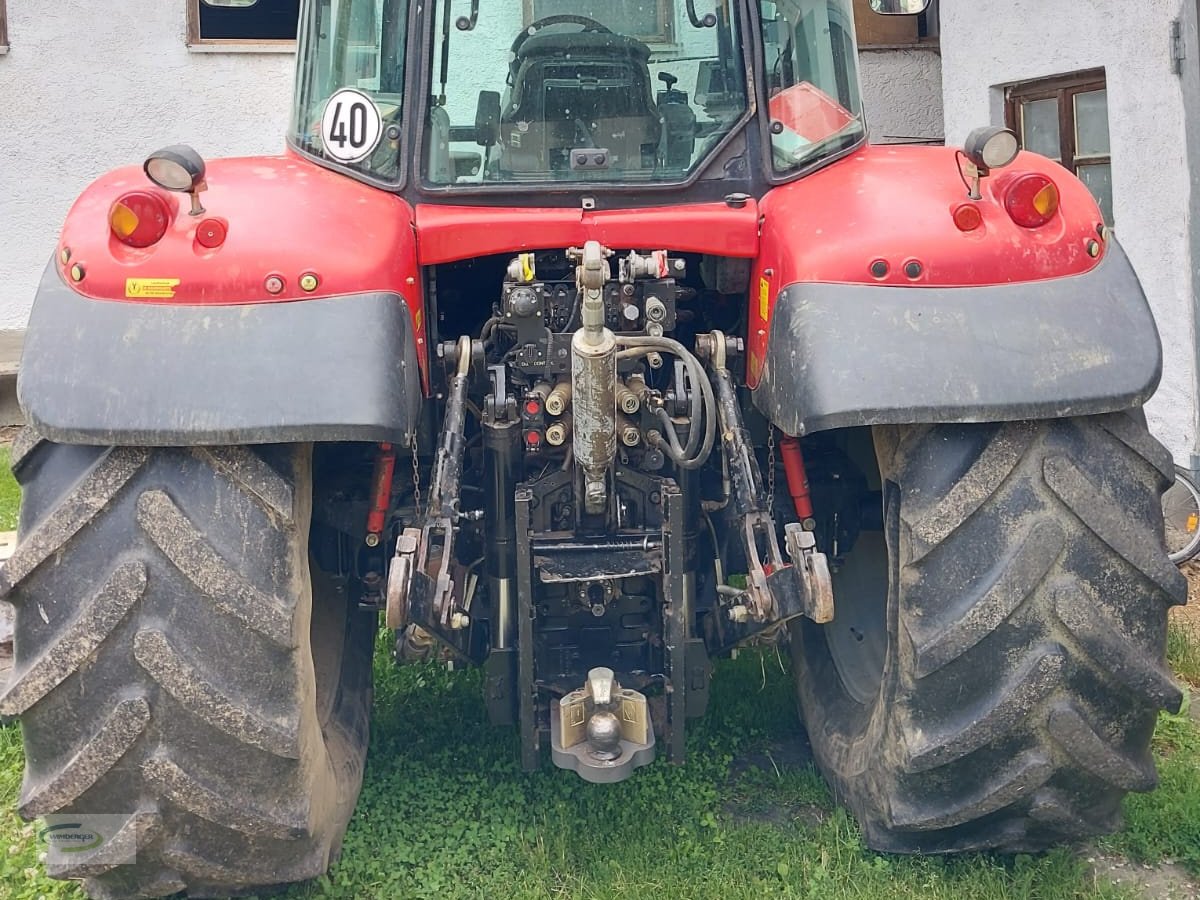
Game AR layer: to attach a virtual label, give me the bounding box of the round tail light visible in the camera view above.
[109,192,170,248]
[1004,174,1060,228]
[952,203,984,232]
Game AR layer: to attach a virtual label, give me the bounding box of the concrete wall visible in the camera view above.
[940,0,1196,462]
[0,2,941,329]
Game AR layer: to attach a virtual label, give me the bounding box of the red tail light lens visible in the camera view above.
[109,192,170,247]
[1003,174,1060,228]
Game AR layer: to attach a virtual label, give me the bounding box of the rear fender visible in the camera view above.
[750,145,1161,434]
[21,154,425,446]
[752,244,1161,436]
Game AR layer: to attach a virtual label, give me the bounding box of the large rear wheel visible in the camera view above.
[2,437,373,898]
[791,412,1186,852]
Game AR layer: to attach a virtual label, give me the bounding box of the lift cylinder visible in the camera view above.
[571,327,617,513]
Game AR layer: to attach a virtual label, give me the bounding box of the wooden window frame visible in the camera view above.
[186,0,298,49]
[522,0,675,45]
[0,2,9,52]
[1004,68,1108,176]
[853,0,938,49]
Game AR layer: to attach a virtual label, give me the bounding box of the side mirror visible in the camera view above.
[476,91,502,148]
[870,0,930,13]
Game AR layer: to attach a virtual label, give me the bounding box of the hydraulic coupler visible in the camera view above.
[696,332,834,649]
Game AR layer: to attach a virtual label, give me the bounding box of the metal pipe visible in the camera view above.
[483,418,520,650]
[572,242,618,513]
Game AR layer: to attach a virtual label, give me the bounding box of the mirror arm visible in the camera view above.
[685,0,717,28]
[455,0,479,31]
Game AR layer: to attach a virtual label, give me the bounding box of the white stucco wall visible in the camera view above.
[939,0,1196,462]
[0,2,294,330]
[860,46,943,143]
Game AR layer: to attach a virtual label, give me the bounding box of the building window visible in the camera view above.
[524,0,674,44]
[0,1,9,51]
[852,0,937,48]
[1005,69,1113,224]
[188,0,301,46]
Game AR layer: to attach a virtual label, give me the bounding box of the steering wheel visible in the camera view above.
[510,14,613,58]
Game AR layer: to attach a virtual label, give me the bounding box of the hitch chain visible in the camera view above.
[387,336,474,633]
[702,331,834,629]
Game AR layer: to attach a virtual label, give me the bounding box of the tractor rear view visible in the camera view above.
[4,0,1184,896]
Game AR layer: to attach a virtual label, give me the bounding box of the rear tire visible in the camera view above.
[2,437,373,898]
[791,412,1186,852]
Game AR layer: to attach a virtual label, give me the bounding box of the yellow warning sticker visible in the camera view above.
[126,278,181,299]
[758,276,770,321]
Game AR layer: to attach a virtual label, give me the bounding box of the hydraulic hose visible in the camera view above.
[618,348,703,458]
[616,336,717,470]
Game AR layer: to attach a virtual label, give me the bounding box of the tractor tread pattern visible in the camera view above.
[794,412,1184,854]
[135,489,294,646]
[906,422,1035,559]
[891,749,1055,831]
[0,562,148,716]
[194,446,295,525]
[5,435,369,898]
[1051,582,1183,712]
[9,425,45,475]
[1043,454,1186,599]
[0,448,147,595]
[133,628,302,758]
[19,696,151,818]
[141,756,308,840]
[1047,702,1157,791]
[903,645,1065,773]
[912,520,1064,677]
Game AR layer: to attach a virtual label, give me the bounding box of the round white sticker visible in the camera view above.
[320,88,384,164]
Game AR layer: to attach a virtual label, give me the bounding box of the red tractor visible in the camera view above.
[4,0,1183,895]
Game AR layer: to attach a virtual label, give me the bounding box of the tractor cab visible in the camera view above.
[289,0,868,191]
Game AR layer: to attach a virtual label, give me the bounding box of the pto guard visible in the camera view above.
[753,241,1163,437]
[19,262,422,446]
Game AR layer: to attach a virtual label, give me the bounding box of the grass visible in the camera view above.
[0,446,19,531]
[0,454,1197,899]
[1168,620,1200,688]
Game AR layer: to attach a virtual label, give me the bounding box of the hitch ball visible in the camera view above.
[586,711,622,761]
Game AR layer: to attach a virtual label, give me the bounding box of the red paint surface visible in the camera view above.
[413,201,760,265]
[779,435,814,521]
[56,143,1108,395]
[367,442,397,537]
[57,153,429,378]
[747,144,1109,386]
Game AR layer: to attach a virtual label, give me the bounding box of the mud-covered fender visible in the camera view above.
[750,145,1162,435]
[753,241,1161,435]
[20,155,425,446]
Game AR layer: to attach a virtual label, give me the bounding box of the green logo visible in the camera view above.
[39,822,104,854]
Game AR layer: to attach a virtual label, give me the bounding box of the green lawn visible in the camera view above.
[0,454,1197,899]
[0,446,19,531]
